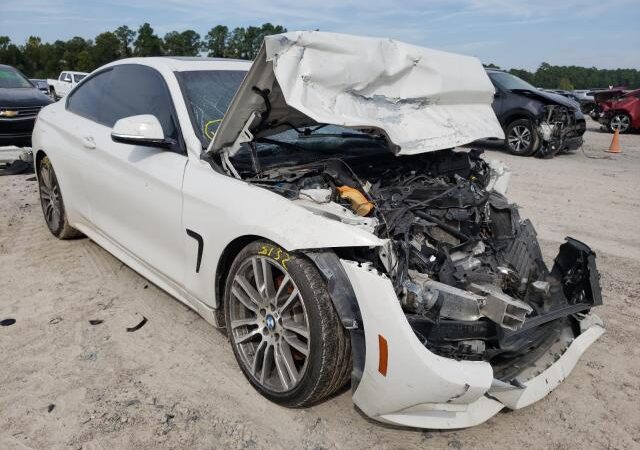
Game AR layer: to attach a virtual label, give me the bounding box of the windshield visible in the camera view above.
[489,71,537,91]
[175,70,247,147]
[74,74,86,83]
[0,67,33,89]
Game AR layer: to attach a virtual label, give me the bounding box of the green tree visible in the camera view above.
[204,25,228,57]
[557,77,574,90]
[61,36,92,72]
[224,23,286,60]
[0,36,24,70]
[225,27,247,59]
[163,30,201,56]
[92,31,120,67]
[133,23,162,57]
[114,25,136,57]
[22,36,48,77]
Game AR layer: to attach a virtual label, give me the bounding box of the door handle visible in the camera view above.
[82,136,96,149]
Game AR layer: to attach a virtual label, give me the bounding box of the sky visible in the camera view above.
[1,0,639,70]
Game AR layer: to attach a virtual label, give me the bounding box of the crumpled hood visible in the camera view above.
[210,31,504,156]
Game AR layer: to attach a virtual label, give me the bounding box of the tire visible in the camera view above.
[37,156,83,239]
[224,240,351,407]
[608,113,632,134]
[505,119,540,156]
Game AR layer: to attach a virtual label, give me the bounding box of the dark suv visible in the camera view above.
[0,64,53,147]
[486,69,586,158]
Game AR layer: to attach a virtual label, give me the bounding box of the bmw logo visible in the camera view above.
[266,314,276,330]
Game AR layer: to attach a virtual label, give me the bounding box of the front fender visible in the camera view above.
[182,160,384,307]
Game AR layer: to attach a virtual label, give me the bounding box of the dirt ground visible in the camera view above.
[1,119,640,450]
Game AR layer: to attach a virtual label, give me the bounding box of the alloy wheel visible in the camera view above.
[228,256,310,393]
[508,125,532,153]
[38,161,62,232]
[610,114,630,132]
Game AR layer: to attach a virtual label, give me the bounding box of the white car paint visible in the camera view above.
[32,34,602,429]
[212,31,504,157]
[47,71,89,99]
[343,260,603,428]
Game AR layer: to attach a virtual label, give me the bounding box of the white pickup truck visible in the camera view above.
[47,71,89,100]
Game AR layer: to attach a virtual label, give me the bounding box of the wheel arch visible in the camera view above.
[214,237,366,389]
[502,110,538,128]
[214,234,264,314]
[34,149,47,169]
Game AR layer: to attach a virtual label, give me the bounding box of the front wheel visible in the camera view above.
[505,119,540,156]
[608,113,631,133]
[224,241,351,407]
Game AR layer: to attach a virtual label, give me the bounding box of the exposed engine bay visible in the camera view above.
[226,138,602,378]
[537,104,586,158]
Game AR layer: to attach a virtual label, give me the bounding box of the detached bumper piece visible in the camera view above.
[343,237,604,429]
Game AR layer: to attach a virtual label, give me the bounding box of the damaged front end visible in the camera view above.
[208,31,603,428]
[242,147,603,427]
[238,147,602,366]
[537,104,586,158]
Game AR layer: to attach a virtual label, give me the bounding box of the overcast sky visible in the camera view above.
[1,0,639,70]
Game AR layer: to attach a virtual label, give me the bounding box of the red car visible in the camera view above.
[599,89,640,133]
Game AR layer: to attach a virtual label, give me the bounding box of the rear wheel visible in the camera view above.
[224,241,351,407]
[505,119,540,156]
[37,156,82,239]
[608,113,631,133]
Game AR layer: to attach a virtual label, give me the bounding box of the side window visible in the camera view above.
[59,72,66,81]
[66,69,112,122]
[100,65,180,142]
[64,73,72,83]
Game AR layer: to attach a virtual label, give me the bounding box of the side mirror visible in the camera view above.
[111,114,170,148]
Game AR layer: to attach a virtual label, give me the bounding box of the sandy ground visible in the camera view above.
[1,119,640,450]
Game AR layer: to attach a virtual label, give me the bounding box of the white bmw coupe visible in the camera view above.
[32,31,604,429]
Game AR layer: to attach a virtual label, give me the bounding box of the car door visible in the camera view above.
[60,69,115,224]
[81,64,188,285]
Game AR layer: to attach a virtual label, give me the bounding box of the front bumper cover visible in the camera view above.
[341,259,603,429]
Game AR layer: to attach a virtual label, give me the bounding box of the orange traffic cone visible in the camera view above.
[608,128,621,153]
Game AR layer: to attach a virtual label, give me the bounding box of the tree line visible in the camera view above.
[0,23,286,79]
[2,23,638,89]
[485,62,640,90]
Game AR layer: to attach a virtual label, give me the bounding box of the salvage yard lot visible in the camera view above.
[1,119,639,449]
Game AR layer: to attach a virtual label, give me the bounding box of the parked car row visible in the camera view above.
[0,64,53,147]
[1,67,92,148]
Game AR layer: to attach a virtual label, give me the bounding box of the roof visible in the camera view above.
[104,57,252,73]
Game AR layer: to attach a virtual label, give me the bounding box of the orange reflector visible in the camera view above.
[378,334,388,376]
